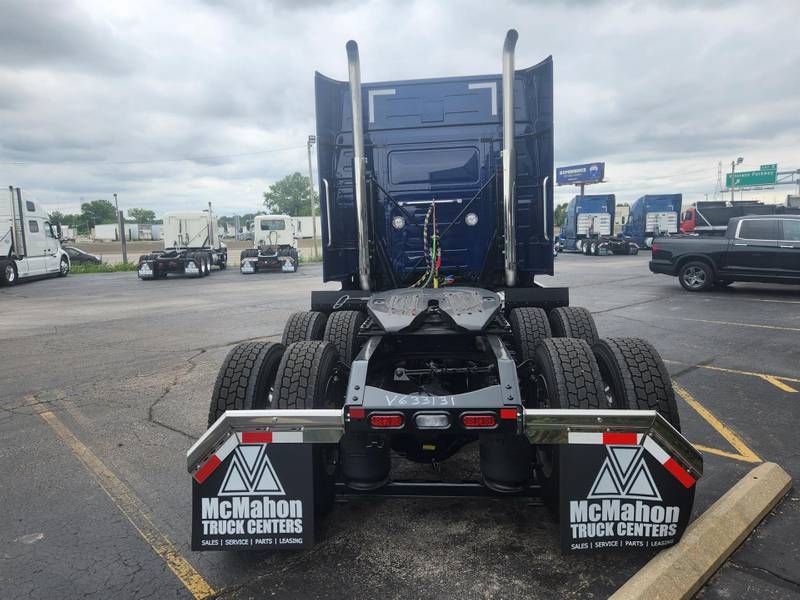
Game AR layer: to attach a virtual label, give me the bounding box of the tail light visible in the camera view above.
[652,243,659,253]
[369,413,404,429]
[462,414,497,428]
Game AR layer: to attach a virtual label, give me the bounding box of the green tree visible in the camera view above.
[128,208,156,223]
[263,172,318,217]
[554,202,568,227]
[81,199,118,227]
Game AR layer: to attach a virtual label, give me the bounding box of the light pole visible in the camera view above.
[730,157,743,205]
[114,192,128,263]
[307,135,319,260]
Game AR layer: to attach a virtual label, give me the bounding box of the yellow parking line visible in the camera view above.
[677,317,800,333]
[664,359,800,393]
[672,383,761,464]
[37,406,215,599]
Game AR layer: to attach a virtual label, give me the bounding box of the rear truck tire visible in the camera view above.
[629,245,639,256]
[282,311,328,346]
[202,254,210,276]
[679,260,713,292]
[592,338,681,430]
[324,310,367,367]
[58,256,69,277]
[207,342,285,427]
[508,307,552,408]
[590,241,598,256]
[1,261,17,286]
[532,337,606,511]
[219,255,227,269]
[273,341,346,515]
[548,306,599,346]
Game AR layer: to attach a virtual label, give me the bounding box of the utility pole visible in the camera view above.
[114,193,128,263]
[307,135,319,260]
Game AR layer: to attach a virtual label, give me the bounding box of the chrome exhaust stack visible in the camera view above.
[502,29,518,287]
[346,40,371,291]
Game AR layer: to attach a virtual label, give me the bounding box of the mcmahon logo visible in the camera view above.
[587,445,661,501]
[218,444,285,497]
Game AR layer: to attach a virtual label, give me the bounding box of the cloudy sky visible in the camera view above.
[1,0,798,217]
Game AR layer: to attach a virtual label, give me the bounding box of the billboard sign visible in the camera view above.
[726,164,778,188]
[557,163,605,186]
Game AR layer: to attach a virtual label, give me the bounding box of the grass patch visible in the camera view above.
[70,262,139,274]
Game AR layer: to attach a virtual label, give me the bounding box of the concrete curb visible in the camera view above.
[610,461,792,600]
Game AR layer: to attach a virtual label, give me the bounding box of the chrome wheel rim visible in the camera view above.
[60,260,69,274]
[5,264,15,282]
[682,266,706,288]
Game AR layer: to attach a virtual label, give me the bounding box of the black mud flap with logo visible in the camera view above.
[560,433,697,554]
[191,433,315,551]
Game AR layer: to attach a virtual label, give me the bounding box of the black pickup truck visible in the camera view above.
[649,214,800,291]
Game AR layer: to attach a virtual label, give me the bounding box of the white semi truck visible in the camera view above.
[1,186,71,286]
[239,214,299,274]
[137,203,227,279]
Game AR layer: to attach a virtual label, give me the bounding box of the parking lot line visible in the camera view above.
[665,359,799,393]
[672,383,761,464]
[35,405,215,600]
[676,317,800,333]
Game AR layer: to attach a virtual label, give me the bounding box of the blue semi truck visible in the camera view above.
[558,194,639,256]
[622,194,682,248]
[189,31,701,553]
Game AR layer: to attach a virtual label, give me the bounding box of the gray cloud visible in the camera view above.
[0,0,797,215]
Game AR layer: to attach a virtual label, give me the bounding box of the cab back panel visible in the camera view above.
[315,57,553,287]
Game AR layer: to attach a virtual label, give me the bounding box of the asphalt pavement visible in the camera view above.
[1,255,797,599]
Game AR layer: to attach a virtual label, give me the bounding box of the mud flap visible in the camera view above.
[191,433,316,551]
[559,433,696,554]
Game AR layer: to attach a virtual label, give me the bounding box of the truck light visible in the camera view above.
[651,243,658,252]
[499,408,517,420]
[465,212,479,226]
[392,215,406,230]
[348,407,365,419]
[369,413,404,429]
[414,413,450,429]
[461,413,497,428]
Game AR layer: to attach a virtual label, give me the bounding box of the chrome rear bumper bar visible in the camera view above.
[188,408,702,482]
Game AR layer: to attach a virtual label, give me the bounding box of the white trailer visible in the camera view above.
[1,187,71,286]
[137,204,227,279]
[240,214,299,274]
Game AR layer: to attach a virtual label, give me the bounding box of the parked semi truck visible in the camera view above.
[557,194,638,255]
[622,194,682,248]
[188,31,702,555]
[240,214,299,274]
[1,186,70,286]
[680,200,800,235]
[137,204,227,279]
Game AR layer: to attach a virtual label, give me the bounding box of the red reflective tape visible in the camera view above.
[194,455,221,484]
[499,408,517,420]
[241,431,272,444]
[664,457,696,488]
[603,432,638,445]
[349,408,365,419]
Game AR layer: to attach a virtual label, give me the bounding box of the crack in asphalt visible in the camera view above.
[590,295,663,315]
[669,357,718,380]
[728,559,800,591]
[145,348,207,441]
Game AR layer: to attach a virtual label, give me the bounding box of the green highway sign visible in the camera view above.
[726,164,778,188]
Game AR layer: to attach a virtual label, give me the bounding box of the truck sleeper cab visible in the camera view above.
[1,186,70,286]
[240,215,299,274]
[622,194,682,248]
